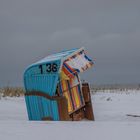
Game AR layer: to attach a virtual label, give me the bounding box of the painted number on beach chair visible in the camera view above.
[39,63,58,74]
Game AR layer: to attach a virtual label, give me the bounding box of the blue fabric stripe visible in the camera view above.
[63,63,76,76]
[84,54,93,62]
[58,82,63,95]
[77,84,84,105]
[63,63,73,73]
[67,80,75,110]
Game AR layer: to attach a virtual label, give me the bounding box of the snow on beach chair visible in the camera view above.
[24,47,94,121]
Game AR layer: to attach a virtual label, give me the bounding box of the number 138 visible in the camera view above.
[39,63,58,74]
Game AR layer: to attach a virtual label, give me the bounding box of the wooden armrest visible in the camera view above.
[25,91,62,101]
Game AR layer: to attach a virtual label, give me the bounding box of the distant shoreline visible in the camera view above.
[90,84,140,90]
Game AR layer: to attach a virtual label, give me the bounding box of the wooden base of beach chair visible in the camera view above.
[57,96,72,121]
[85,102,94,120]
[70,109,85,121]
[82,82,95,121]
[25,86,95,121]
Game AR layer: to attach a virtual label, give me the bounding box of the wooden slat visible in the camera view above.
[57,96,71,121]
[85,102,94,120]
[82,83,95,120]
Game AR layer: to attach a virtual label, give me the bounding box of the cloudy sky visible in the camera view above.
[0,0,140,86]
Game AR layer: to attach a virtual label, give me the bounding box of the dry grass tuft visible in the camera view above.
[0,87,24,97]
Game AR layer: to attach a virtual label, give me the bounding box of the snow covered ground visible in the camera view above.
[0,90,140,140]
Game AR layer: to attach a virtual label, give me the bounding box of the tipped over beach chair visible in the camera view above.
[24,47,94,121]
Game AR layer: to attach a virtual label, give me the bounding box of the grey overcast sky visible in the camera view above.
[0,0,140,86]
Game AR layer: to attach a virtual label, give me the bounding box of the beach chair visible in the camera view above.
[24,47,94,121]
